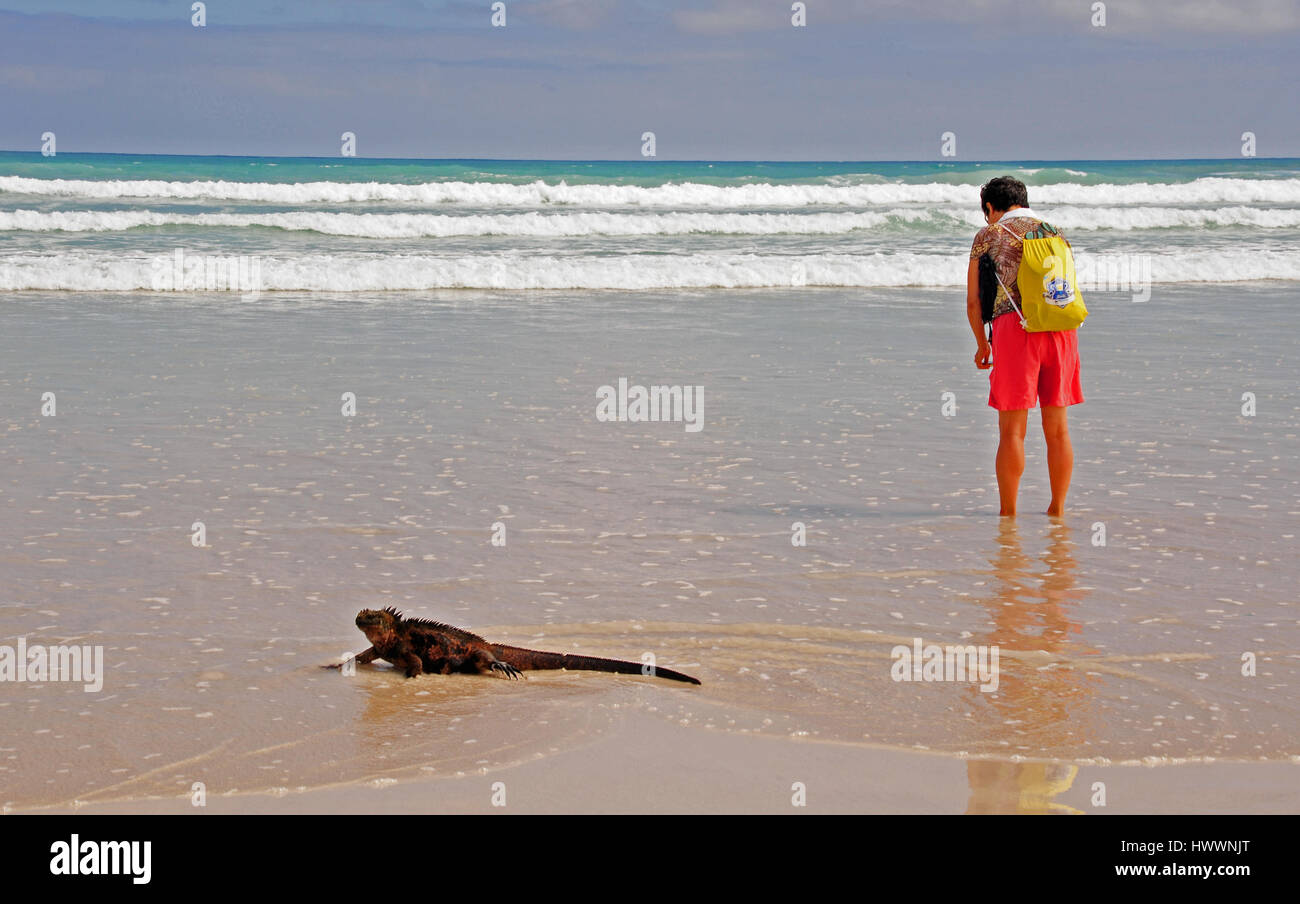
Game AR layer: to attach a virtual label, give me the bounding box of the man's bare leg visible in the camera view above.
[997,409,1028,516]
[1041,405,1073,516]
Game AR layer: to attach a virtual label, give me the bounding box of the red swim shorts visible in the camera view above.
[988,313,1084,411]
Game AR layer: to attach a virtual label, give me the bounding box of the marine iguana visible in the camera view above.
[323,608,701,685]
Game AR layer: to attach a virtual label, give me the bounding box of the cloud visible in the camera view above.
[0,3,1294,157]
[672,2,776,34]
[670,0,1300,35]
[0,64,40,87]
[523,0,624,30]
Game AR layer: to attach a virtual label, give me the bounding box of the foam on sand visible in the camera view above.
[4,248,1299,291]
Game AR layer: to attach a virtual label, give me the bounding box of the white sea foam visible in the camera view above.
[4,175,1300,207]
[4,249,1298,292]
[1032,205,1300,230]
[4,205,1299,237]
[0,208,919,237]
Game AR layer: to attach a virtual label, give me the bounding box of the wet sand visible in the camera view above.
[1,286,1296,813]
[23,710,1300,815]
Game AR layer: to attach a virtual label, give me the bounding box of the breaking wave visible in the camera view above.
[5,175,1300,207]
[4,249,1299,292]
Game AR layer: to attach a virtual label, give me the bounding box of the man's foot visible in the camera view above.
[1046,503,1065,517]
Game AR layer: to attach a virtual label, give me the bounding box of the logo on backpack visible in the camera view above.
[1043,275,1074,306]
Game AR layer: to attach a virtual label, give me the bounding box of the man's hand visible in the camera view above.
[974,341,993,370]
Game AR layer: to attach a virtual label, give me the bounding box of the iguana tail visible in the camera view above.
[491,645,701,685]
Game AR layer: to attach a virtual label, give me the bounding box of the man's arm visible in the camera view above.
[967,257,992,369]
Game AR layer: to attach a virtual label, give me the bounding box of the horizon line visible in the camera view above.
[2,149,1297,165]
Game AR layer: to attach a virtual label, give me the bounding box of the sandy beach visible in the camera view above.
[26,712,1300,815]
[2,285,1295,814]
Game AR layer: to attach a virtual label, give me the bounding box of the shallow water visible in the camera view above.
[0,285,1296,809]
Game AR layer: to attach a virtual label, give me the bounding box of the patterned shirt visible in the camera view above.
[969,211,1068,320]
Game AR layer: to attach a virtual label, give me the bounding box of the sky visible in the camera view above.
[1,0,1297,160]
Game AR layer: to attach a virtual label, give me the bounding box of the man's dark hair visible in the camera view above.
[980,176,1029,214]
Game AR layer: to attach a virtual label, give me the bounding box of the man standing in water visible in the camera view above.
[966,177,1084,517]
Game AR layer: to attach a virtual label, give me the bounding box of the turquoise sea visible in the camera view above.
[2,152,1299,291]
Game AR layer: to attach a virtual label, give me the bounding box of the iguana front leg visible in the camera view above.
[321,647,378,670]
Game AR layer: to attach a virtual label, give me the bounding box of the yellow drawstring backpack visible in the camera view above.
[994,217,1089,332]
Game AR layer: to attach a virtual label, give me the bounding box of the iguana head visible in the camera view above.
[355,607,403,644]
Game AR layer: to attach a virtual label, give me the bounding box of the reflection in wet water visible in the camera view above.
[966,761,1082,815]
[965,520,1089,813]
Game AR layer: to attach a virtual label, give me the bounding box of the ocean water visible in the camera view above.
[2,153,1300,290]
[1,155,1297,810]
